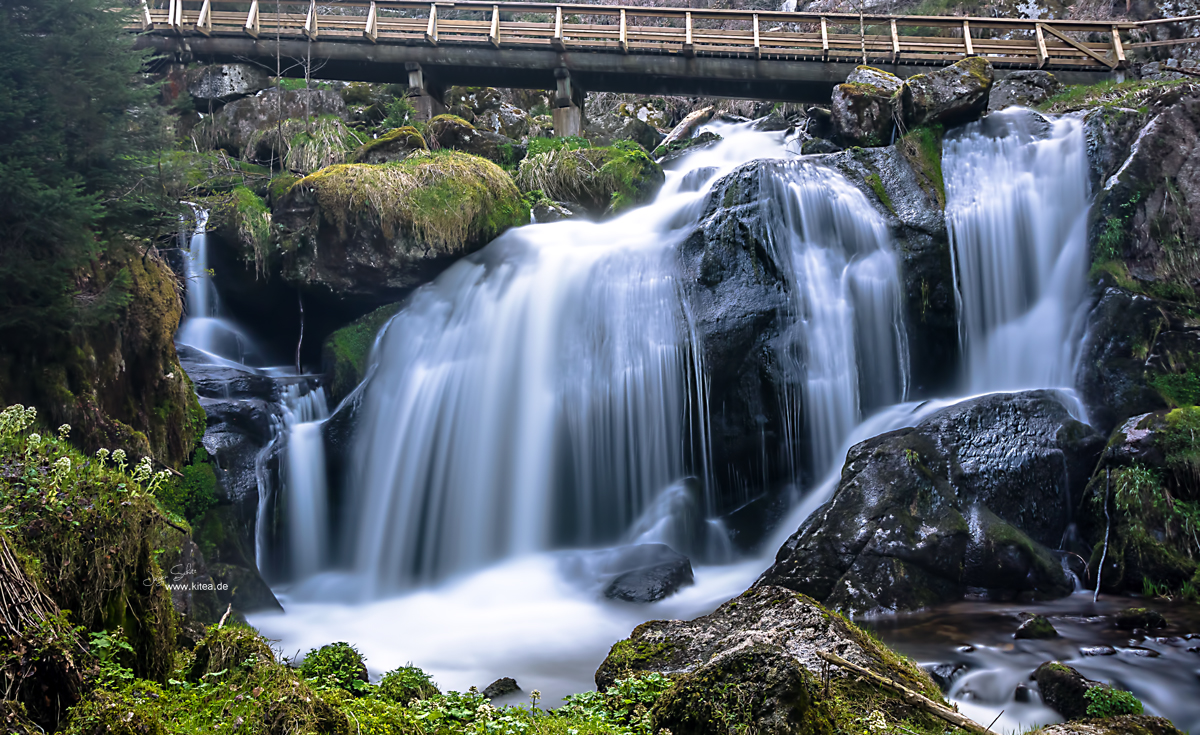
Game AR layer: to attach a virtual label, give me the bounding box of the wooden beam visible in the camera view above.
[1041,22,1115,67]
[489,4,500,47]
[1034,22,1048,67]
[140,0,154,31]
[552,6,564,49]
[195,0,212,36]
[683,11,694,56]
[304,0,319,39]
[363,1,378,42]
[425,3,438,45]
[753,13,760,59]
[962,19,974,55]
[890,18,900,61]
[1111,24,1127,67]
[169,0,181,32]
[821,17,829,60]
[244,0,260,38]
[619,9,627,52]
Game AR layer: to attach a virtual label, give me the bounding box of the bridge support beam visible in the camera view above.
[406,62,446,121]
[552,67,585,137]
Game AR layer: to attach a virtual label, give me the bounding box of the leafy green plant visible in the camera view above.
[559,674,674,735]
[298,642,370,696]
[382,96,424,133]
[89,630,137,689]
[1084,686,1143,718]
[154,448,218,523]
[376,664,440,704]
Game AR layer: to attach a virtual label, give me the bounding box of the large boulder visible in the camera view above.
[201,88,349,158]
[585,114,665,152]
[595,586,947,735]
[514,144,663,217]
[600,544,695,603]
[831,66,901,147]
[1034,662,1102,720]
[187,63,270,106]
[426,114,525,167]
[273,153,527,305]
[1031,717,1185,735]
[756,391,1104,614]
[350,126,428,164]
[988,70,1060,112]
[899,57,994,129]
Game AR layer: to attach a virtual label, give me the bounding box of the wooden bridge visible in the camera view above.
[134,0,1195,132]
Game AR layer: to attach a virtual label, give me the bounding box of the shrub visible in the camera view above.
[1084,686,1144,718]
[377,664,440,704]
[154,448,218,523]
[298,642,370,696]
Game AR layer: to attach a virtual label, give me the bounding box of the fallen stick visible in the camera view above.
[814,650,1000,735]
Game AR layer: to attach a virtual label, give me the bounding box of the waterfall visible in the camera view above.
[760,163,909,474]
[278,384,331,580]
[944,110,1091,392]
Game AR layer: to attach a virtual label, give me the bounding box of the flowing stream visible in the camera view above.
[245,110,1198,729]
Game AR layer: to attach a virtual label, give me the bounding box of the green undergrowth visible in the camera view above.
[865,172,895,214]
[1039,79,1193,114]
[321,303,402,403]
[526,136,591,158]
[152,150,272,199]
[896,125,945,209]
[214,186,274,278]
[515,141,663,215]
[242,116,363,175]
[291,150,527,248]
[351,126,428,163]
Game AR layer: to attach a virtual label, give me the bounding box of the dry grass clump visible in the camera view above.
[516,143,662,214]
[243,116,363,174]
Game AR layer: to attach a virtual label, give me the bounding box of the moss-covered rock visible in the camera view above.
[321,303,402,403]
[830,66,901,148]
[515,143,664,217]
[1035,662,1099,720]
[195,87,349,160]
[899,57,994,129]
[351,126,427,164]
[274,151,527,305]
[597,586,947,735]
[427,114,526,167]
[1031,716,1185,735]
[1015,614,1059,639]
[1114,607,1167,630]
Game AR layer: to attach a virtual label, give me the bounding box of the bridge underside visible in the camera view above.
[140,35,1117,104]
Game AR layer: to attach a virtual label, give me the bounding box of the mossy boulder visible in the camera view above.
[989,70,1060,112]
[1035,662,1100,720]
[273,152,527,305]
[427,114,525,167]
[321,303,402,403]
[758,391,1101,614]
[830,66,901,148]
[1031,716,1185,735]
[1015,614,1059,639]
[351,126,427,164]
[515,143,664,217]
[899,57,994,129]
[197,88,348,159]
[1114,607,1167,630]
[597,586,947,735]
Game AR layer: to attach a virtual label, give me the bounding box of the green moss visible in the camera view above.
[292,150,526,249]
[267,173,299,205]
[516,142,664,215]
[299,642,370,696]
[154,448,217,524]
[527,135,590,158]
[1084,687,1144,718]
[865,172,895,214]
[1149,370,1200,408]
[377,665,440,704]
[602,637,677,682]
[897,125,945,209]
[321,304,402,403]
[350,125,428,163]
[1039,79,1190,114]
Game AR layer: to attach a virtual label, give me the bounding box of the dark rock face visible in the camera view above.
[351,126,428,164]
[187,63,269,106]
[988,71,1060,112]
[831,66,901,147]
[756,391,1103,614]
[900,58,994,128]
[922,662,968,690]
[427,114,525,165]
[1035,661,1096,720]
[1115,607,1168,631]
[482,677,521,699]
[585,114,664,151]
[602,544,695,603]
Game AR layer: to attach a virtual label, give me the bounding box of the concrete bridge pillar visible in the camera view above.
[406,62,446,121]
[552,67,584,137]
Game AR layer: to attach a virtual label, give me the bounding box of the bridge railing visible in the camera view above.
[137,0,1196,71]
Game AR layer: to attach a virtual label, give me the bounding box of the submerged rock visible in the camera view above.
[831,66,901,147]
[596,586,945,735]
[1115,608,1168,631]
[899,57,994,128]
[1035,661,1097,720]
[1016,614,1059,639]
[756,391,1103,614]
[601,544,695,603]
[273,153,526,305]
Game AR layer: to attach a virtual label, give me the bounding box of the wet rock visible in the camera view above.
[751,111,791,132]
[655,130,722,165]
[596,585,943,733]
[427,115,524,166]
[482,677,520,699]
[900,57,994,129]
[1082,646,1117,656]
[585,114,664,152]
[1035,661,1097,720]
[1030,716,1186,735]
[530,199,576,223]
[801,137,842,154]
[188,63,270,106]
[602,544,695,603]
[831,66,901,147]
[1016,614,1059,639]
[988,71,1060,113]
[756,391,1101,614]
[1115,608,1168,630]
[805,106,835,138]
[923,661,968,689]
[350,126,428,164]
[1015,683,1034,702]
[658,106,715,150]
[273,152,525,306]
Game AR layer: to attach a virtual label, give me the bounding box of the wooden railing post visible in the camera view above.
[552,6,564,50]
[1034,23,1048,67]
[683,11,694,56]
[753,13,760,59]
[890,18,900,62]
[619,9,627,52]
[490,4,500,47]
[425,3,438,45]
[195,0,212,36]
[304,0,319,40]
[244,0,260,38]
[1111,25,1127,67]
[140,0,154,31]
[820,17,829,60]
[364,0,378,43]
[962,19,974,56]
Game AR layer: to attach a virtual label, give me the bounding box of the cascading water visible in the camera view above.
[944,109,1091,392]
[277,384,331,580]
